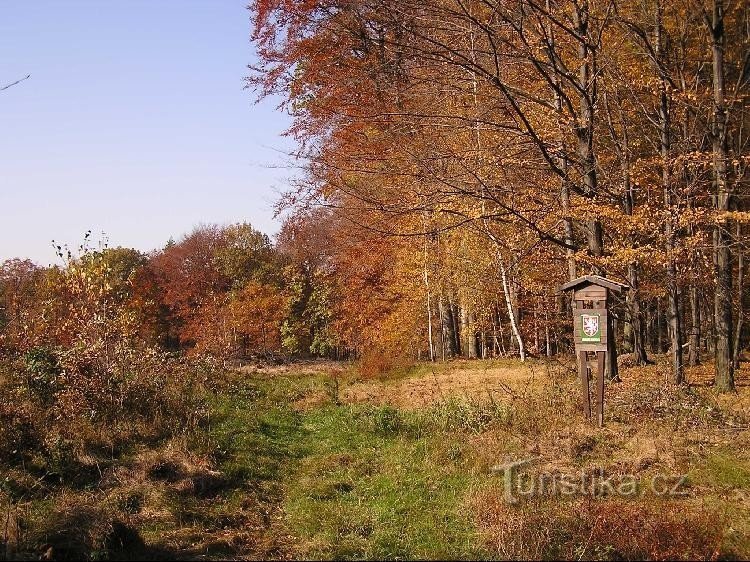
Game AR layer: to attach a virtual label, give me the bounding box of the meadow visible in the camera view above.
[3,355,748,560]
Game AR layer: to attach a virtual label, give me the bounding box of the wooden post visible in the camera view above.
[596,350,606,427]
[579,350,591,418]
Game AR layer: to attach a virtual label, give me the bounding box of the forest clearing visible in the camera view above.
[3,0,750,559]
[2,356,750,560]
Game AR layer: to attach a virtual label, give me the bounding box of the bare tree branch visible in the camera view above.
[1,74,31,92]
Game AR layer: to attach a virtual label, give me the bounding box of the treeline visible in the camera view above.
[248,0,750,388]
[2,0,747,388]
[0,224,335,362]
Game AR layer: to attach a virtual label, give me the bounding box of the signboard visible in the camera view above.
[559,275,630,427]
[580,314,601,343]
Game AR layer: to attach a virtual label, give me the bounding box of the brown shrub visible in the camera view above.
[0,350,215,476]
[71,351,209,437]
[357,348,411,379]
[0,399,41,465]
[470,490,725,560]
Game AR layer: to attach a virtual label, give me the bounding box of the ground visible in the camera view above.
[5,356,750,560]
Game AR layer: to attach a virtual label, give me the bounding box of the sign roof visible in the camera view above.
[558,274,630,294]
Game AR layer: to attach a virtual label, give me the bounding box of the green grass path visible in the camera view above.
[201,373,489,560]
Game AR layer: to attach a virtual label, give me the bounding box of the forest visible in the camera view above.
[1,0,749,559]
[247,0,750,388]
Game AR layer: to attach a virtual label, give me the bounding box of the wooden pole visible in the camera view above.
[596,351,606,426]
[579,350,591,419]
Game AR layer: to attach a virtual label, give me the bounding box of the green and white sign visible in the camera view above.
[580,314,601,342]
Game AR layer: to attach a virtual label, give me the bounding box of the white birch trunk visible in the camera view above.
[499,255,526,362]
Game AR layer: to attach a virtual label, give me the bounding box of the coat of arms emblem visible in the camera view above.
[582,314,599,336]
[581,314,601,341]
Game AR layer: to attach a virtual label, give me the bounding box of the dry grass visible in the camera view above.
[341,359,553,409]
[468,492,725,560]
[332,356,750,559]
[3,356,750,560]
[237,357,349,378]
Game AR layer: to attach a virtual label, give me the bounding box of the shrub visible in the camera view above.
[415,397,512,435]
[470,492,726,560]
[0,400,40,466]
[357,349,411,379]
[48,348,211,445]
[0,349,215,474]
[23,347,61,404]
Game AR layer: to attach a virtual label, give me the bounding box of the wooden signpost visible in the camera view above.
[559,275,629,427]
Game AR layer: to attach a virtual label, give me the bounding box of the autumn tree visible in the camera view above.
[0,259,45,353]
[249,0,749,388]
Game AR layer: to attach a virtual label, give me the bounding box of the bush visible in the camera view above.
[470,493,726,560]
[23,347,61,404]
[0,350,216,474]
[46,348,211,448]
[357,349,411,379]
[0,400,40,465]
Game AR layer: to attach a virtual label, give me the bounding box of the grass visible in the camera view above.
[197,374,494,559]
[691,451,750,490]
[366,356,549,384]
[283,404,489,559]
[5,359,750,560]
[129,371,498,559]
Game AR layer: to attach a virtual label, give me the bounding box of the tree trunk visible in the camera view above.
[707,299,716,354]
[688,286,701,366]
[627,263,649,365]
[468,311,478,359]
[573,3,617,380]
[495,299,507,356]
[709,0,735,391]
[449,295,461,357]
[423,236,435,361]
[655,2,685,384]
[623,315,634,354]
[733,223,744,370]
[499,255,525,362]
[656,300,664,354]
[603,86,649,367]
[547,0,576,283]
[460,296,470,359]
[438,295,447,361]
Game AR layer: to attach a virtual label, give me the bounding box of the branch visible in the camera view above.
[1,74,30,92]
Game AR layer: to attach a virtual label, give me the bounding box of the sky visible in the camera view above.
[1,0,297,265]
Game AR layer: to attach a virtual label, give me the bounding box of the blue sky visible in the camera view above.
[1,0,296,265]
